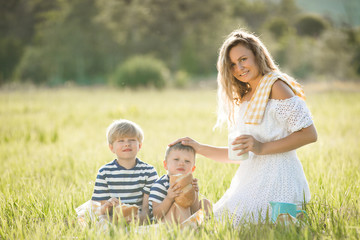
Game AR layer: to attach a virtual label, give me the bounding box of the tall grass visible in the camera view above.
[0,87,359,239]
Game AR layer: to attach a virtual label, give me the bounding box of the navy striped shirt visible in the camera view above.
[148,174,170,211]
[91,158,158,209]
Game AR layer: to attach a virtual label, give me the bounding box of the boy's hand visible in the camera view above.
[107,197,120,208]
[192,178,199,192]
[138,210,148,224]
[101,197,120,215]
[165,182,182,201]
[125,214,138,224]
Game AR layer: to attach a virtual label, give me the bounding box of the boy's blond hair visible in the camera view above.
[165,143,196,161]
[106,119,144,145]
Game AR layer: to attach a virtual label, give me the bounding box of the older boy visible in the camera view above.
[91,119,158,223]
[149,143,212,224]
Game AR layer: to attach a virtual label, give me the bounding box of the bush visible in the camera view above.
[312,30,354,80]
[295,14,329,37]
[111,56,168,89]
[174,70,190,88]
[345,28,360,77]
[264,17,292,39]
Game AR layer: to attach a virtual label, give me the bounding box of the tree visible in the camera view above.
[0,0,56,84]
[345,27,360,77]
[295,14,330,37]
[95,0,230,75]
[229,0,275,32]
[15,0,118,84]
[263,17,292,39]
[277,0,299,23]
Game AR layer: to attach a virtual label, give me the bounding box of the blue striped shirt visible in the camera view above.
[148,174,170,211]
[91,158,158,209]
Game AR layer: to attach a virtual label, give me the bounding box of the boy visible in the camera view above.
[149,143,212,224]
[91,119,158,223]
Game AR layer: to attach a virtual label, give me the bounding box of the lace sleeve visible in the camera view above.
[275,96,313,133]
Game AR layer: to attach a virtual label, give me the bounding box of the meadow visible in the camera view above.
[0,85,359,239]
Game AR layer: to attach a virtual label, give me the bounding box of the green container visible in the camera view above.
[269,201,305,222]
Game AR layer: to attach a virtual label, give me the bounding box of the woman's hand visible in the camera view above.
[170,137,230,163]
[232,134,263,155]
[168,137,201,152]
[233,124,317,155]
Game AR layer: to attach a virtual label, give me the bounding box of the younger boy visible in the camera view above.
[91,119,158,223]
[149,143,212,224]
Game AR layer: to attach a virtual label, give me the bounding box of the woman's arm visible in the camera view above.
[194,143,230,163]
[235,124,317,155]
[169,138,240,163]
[234,80,317,155]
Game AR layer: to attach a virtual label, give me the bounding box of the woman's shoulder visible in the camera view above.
[269,80,295,100]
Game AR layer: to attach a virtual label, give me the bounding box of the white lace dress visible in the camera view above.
[213,96,313,226]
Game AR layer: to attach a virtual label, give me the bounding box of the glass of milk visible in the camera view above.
[228,130,249,161]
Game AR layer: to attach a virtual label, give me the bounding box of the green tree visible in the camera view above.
[345,27,360,77]
[295,14,330,37]
[263,17,292,39]
[312,29,353,79]
[229,0,275,32]
[0,0,56,84]
[14,0,118,84]
[95,0,230,75]
[278,0,299,23]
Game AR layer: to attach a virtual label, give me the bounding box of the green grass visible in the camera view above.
[1,87,359,239]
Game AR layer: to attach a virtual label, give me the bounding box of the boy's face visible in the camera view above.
[164,149,195,175]
[109,136,142,161]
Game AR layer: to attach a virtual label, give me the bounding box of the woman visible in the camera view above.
[170,29,317,225]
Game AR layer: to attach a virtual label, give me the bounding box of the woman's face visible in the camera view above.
[229,44,262,86]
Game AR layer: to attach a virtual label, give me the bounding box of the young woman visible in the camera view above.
[170,29,317,226]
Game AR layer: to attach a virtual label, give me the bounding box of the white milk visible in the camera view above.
[228,131,249,161]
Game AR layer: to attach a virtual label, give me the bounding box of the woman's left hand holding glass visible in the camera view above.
[232,134,263,155]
